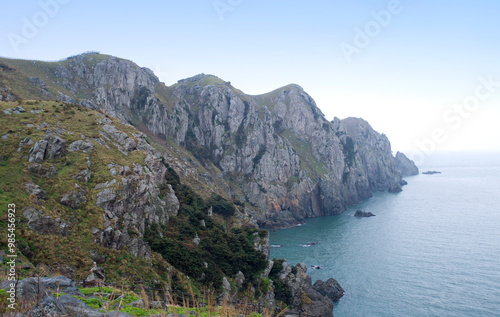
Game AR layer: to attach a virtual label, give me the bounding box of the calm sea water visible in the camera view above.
[270,152,500,316]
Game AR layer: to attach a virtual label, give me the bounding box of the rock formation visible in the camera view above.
[395,151,419,176]
[354,209,376,218]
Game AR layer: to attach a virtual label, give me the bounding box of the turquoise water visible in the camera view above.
[270,152,500,316]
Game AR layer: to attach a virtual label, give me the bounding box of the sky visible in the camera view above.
[1,0,500,158]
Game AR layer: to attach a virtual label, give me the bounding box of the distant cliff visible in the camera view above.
[0,52,408,228]
[395,151,419,176]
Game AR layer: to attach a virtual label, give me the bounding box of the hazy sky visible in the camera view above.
[2,0,500,155]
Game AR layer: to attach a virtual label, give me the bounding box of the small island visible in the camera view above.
[354,210,376,218]
[422,171,442,175]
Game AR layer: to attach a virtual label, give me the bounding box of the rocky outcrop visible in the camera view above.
[68,139,95,153]
[422,171,441,175]
[313,278,345,302]
[395,151,419,176]
[60,184,87,209]
[278,262,334,317]
[0,276,137,317]
[27,163,57,178]
[89,122,179,258]
[29,77,51,97]
[25,181,48,201]
[28,134,66,163]
[354,209,376,218]
[0,276,83,302]
[22,207,71,236]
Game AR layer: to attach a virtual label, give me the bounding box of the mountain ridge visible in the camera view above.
[0,52,416,228]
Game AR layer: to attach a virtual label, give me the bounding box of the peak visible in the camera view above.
[66,51,109,60]
[286,83,304,91]
[176,74,228,86]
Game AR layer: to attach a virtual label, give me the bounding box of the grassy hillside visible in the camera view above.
[0,100,268,297]
[0,100,160,281]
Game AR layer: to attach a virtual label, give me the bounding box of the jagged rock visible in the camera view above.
[28,140,47,162]
[60,184,87,209]
[25,181,48,201]
[93,157,179,258]
[192,235,201,245]
[23,207,71,236]
[278,262,333,317]
[102,124,136,152]
[28,134,66,163]
[28,163,57,178]
[73,168,92,182]
[68,139,95,153]
[313,278,345,302]
[395,152,419,176]
[354,210,376,218]
[235,271,245,288]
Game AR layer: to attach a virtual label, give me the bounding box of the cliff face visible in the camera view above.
[0,53,406,228]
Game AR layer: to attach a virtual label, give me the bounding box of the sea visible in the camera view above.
[270,151,500,317]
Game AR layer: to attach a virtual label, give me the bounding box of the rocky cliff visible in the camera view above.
[395,151,419,176]
[0,52,408,229]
